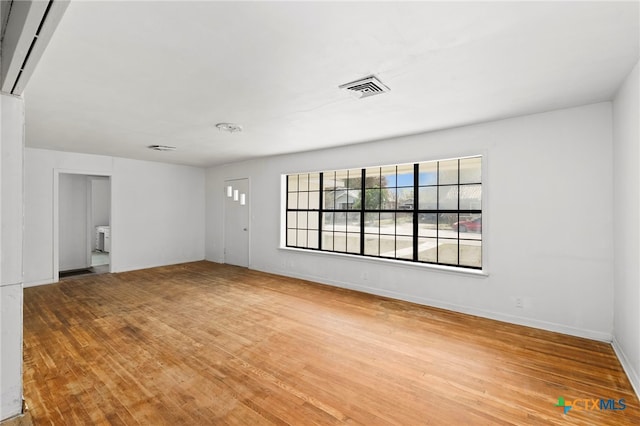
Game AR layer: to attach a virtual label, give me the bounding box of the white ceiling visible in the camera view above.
[25,1,639,167]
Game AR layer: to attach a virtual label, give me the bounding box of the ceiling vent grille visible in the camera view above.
[339,75,390,98]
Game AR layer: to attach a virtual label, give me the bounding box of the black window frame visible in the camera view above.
[285,156,482,270]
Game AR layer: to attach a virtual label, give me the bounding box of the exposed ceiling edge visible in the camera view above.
[1,0,69,96]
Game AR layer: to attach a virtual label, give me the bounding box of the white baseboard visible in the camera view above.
[612,337,640,400]
[23,278,56,288]
[258,266,613,343]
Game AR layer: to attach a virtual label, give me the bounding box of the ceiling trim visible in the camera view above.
[1,0,69,95]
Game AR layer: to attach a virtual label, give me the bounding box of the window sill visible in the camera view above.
[278,246,488,278]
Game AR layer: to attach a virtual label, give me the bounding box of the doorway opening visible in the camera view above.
[56,172,112,280]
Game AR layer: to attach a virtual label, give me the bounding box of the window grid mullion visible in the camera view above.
[436,161,440,264]
[319,173,323,250]
[457,159,461,266]
[413,163,418,262]
[360,168,365,255]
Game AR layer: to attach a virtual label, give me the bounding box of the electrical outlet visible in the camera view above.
[361,272,368,281]
[515,297,523,308]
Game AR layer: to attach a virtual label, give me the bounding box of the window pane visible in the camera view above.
[455,215,482,239]
[418,213,437,237]
[381,166,396,188]
[347,212,360,233]
[460,157,481,184]
[333,233,346,252]
[418,187,437,210]
[297,211,308,229]
[287,211,297,228]
[346,233,360,254]
[439,159,458,185]
[346,189,361,210]
[323,213,334,231]
[397,187,414,210]
[365,168,381,188]
[287,192,297,209]
[396,235,413,260]
[379,212,395,234]
[418,237,437,262]
[323,171,336,190]
[439,185,458,210]
[459,185,481,210]
[346,169,361,189]
[298,191,309,209]
[382,188,397,210]
[438,213,457,238]
[308,212,319,230]
[323,189,335,209]
[419,162,437,186]
[298,174,309,192]
[459,239,481,267]
[396,212,413,236]
[379,234,396,257]
[309,191,320,209]
[297,229,308,247]
[322,231,334,251]
[396,164,413,187]
[438,239,458,265]
[333,212,347,232]
[308,230,319,249]
[288,175,298,192]
[335,170,348,189]
[287,229,296,246]
[364,234,379,256]
[364,212,379,233]
[364,188,381,210]
[309,173,321,190]
[335,190,352,210]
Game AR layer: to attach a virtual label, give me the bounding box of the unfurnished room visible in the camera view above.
[0,1,639,424]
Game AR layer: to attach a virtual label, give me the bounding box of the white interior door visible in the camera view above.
[224,178,249,267]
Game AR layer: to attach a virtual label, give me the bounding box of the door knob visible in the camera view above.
[243,228,247,231]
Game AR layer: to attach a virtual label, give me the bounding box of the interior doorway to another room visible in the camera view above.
[90,176,111,273]
[58,173,111,279]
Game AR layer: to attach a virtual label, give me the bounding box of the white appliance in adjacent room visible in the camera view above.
[96,225,110,253]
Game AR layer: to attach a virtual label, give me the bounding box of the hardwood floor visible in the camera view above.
[22,261,638,425]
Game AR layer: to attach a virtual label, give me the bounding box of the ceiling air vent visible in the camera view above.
[339,75,390,98]
[148,145,176,151]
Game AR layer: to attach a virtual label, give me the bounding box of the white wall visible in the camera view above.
[111,157,205,272]
[0,94,24,420]
[612,60,640,396]
[1,96,22,286]
[23,149,206,286]
[59,173,90,271]
[23,149,111,285]
[206,102,614,341]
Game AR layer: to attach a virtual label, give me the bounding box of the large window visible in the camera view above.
[286,156,482,269]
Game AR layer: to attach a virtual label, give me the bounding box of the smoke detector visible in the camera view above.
[216,122,243,133]
[339,75,390,98]
[148,145,176,151]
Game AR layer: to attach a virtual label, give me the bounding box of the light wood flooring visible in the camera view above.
[22,261,639,425]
